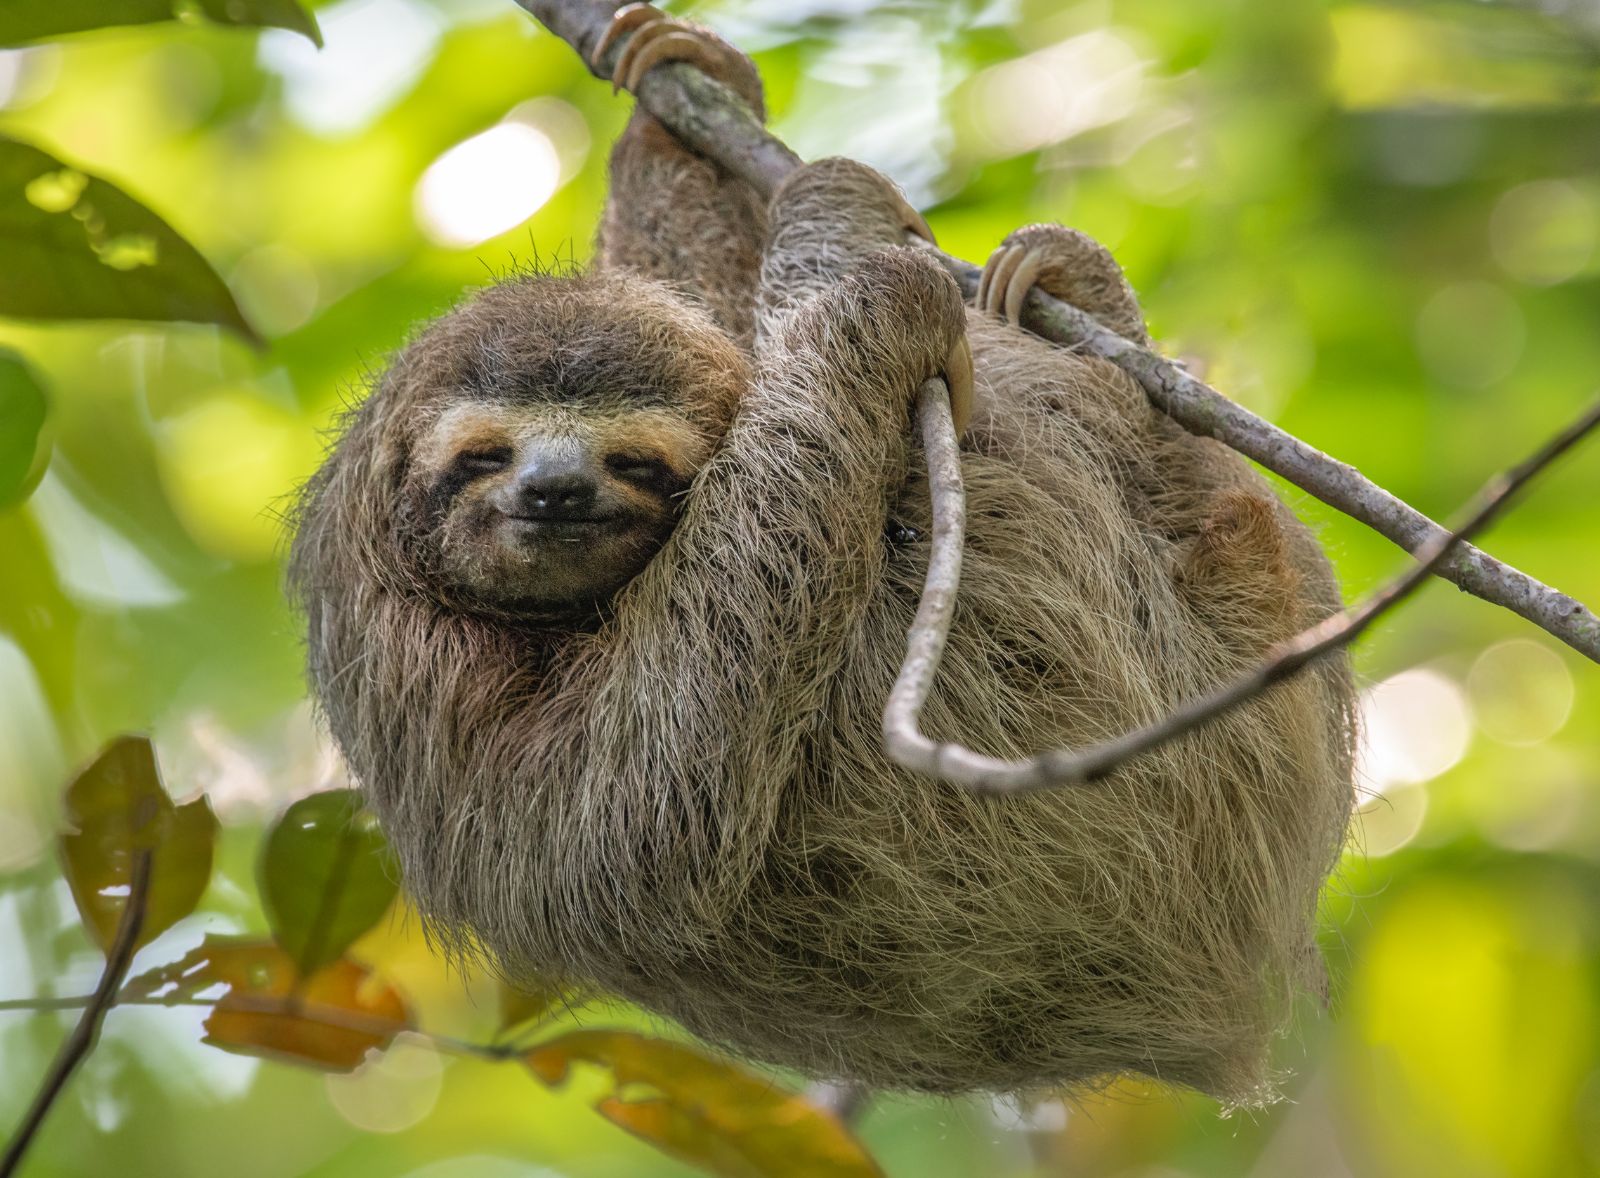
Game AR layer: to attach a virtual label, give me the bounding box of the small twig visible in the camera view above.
[1,851,152,1178]
[512,0,1600,663]
[885,396,1600,794]
[0,990,510,1064]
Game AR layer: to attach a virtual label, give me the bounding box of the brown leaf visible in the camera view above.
[126,936,411,1072]
[524,1030,882,1178]
[59,735,217,953]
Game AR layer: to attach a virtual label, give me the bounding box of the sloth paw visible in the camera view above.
[593,4,762,109]
[776,157,937,248]
[842,246,972,434]
[975,224,1146,342]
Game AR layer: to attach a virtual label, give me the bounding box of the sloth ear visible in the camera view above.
[1176,488,1305,649]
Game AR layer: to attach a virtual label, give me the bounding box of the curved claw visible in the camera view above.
[944,334,975,437]
[897,196,936,247]
[617,28,724,94]
[977,243,1023,318]
[1002,250,1045,325]
[592,2,658,73]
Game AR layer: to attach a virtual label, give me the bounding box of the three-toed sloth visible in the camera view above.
[289,9,1355,1103]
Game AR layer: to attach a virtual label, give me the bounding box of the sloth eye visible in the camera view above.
[605,453,670,482]
[455,448,512,477]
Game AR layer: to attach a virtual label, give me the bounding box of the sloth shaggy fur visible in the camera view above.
[289,35,1356,1104]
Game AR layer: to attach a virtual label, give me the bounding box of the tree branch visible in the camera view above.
[511,0,1599,663]
[884,395,1600,793]
[1,850,152,1178]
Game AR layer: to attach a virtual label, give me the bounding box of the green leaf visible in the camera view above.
[0,135,259,341]
[191,0,320,45]
[125,936,411,1072]
[0,348,49,509]
[59,735,219,953]
[259,789,398,976]
[526,1031,884,1178]
[0,0,321,48]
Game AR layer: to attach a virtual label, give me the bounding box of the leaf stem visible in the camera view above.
[1,849,152,1178]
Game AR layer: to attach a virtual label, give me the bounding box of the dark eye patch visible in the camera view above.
[455,446,513,476]
[605,451,689,499]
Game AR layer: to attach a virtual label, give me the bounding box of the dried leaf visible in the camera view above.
[259,789,398,976]
[125,936,411,1072]
[525,1030,882,1178]
[59,735,217,953]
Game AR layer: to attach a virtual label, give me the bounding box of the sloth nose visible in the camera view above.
[513,451,600,520]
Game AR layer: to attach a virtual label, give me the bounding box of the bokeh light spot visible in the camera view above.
[1355,782,1429,857]
[1357,667,1472,793]
[965,31,1143,158]
[415,123,562,249]
[1490,179,1598,287]
[326,1034,443,1133]
[231,244,321,337]
[506,96,591,183]
[157,390,321,563]
[1414,280,1524,390]
[1466,639,1574,746]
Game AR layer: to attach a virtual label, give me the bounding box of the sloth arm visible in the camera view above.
[593,17,769,349]
[569,241,969,927]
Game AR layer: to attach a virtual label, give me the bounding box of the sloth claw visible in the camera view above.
[897,195,936,247]
[943,333,974,437]
[592,3,655,73]
[976,242,1047,325]
[595,3,729,96]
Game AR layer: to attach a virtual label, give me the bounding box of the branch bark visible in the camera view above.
[885,394,1599,792]
[512,0,1599,663]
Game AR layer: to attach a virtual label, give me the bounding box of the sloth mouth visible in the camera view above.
[500,513,643,547]
[504,514,622,526]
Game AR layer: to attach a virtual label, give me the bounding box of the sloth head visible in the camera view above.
[294,272,750,623]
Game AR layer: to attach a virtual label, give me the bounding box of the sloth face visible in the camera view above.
[407,395,716,618]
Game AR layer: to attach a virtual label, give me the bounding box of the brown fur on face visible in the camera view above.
[290,39,1355,1105]
[309,272,749,623]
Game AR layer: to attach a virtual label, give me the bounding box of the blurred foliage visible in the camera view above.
[0,0,321,50]
[0,0,1598,1175]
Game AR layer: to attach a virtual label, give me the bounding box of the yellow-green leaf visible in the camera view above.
[525,1030,883,1178]
[259,789,398,976]
[58,735,217,953]
[125,936,411,1072]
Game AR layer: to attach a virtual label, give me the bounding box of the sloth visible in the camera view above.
[289,7,1355,1103]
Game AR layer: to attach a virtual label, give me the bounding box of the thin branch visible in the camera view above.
[511,0,1600,663]
[1,850,152,1178]
[885,396,1600,794]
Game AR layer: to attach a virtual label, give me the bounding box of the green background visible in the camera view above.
[2,0,1599,1174]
